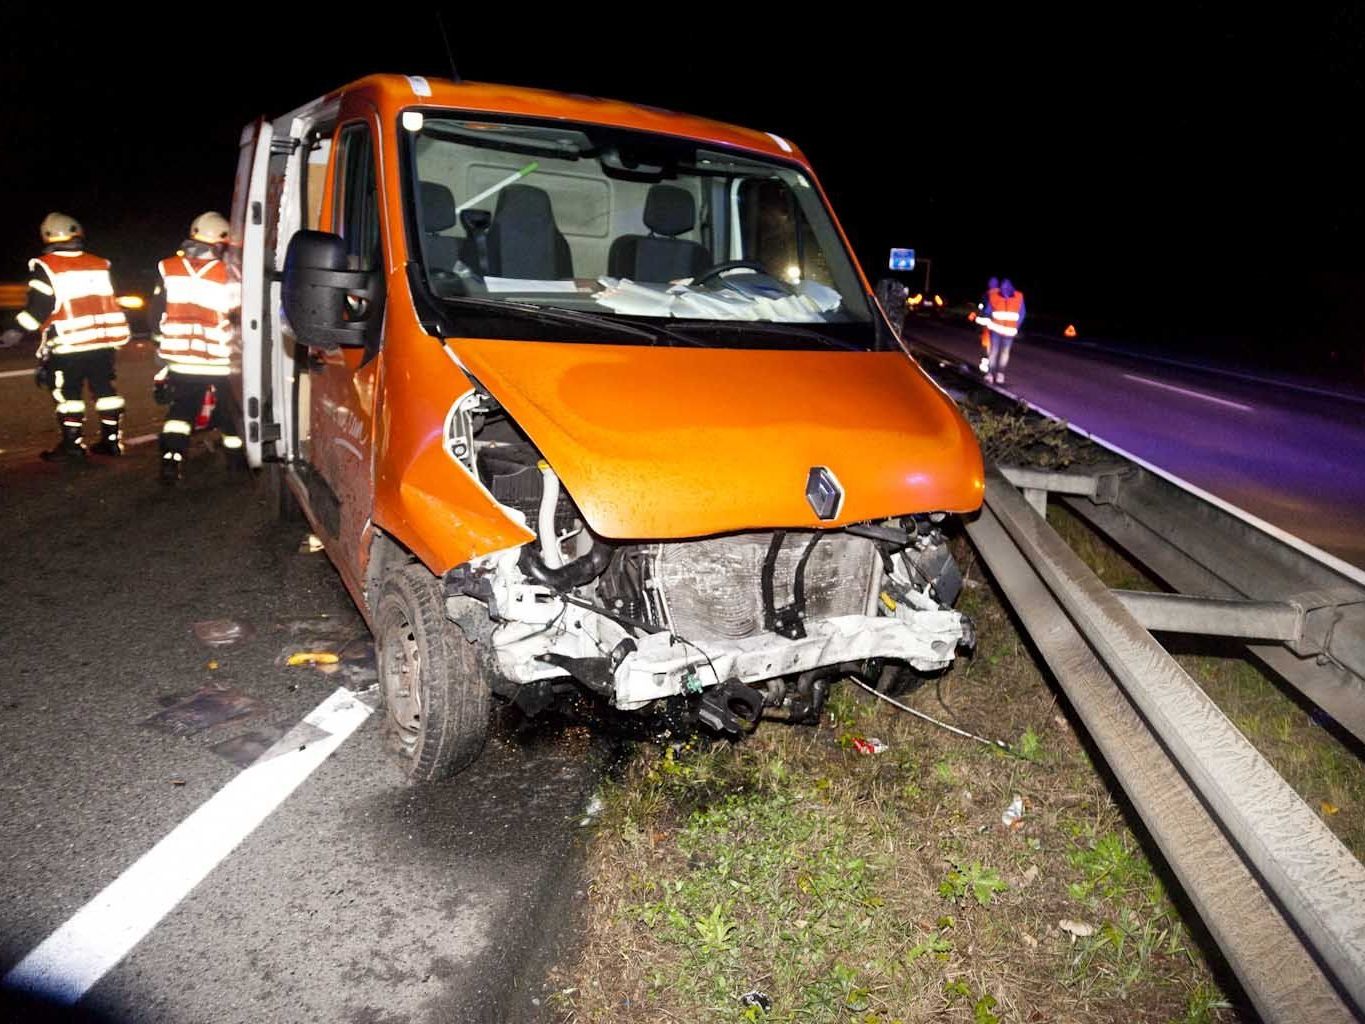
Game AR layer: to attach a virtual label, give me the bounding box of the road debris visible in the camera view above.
[1001,794,1026,829]
[739,990,773,1012]
[1018,864,1041,888]
[1058,919,1095,940]
[299,533,325,553]
[286,651,340,667]
[851,736,888,755]
[1322,801,1340,816]
[192,619,254,647]
[143,687,263,737]
[209,729,287,768]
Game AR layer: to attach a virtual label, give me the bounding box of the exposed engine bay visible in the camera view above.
[440,385,974,733]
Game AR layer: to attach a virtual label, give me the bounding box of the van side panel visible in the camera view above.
[370,312,534,576]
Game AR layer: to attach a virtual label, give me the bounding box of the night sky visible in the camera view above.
[4,8,1361,370]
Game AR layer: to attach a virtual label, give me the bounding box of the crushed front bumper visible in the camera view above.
[612,611,969,710]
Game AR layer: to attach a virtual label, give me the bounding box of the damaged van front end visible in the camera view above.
[432,336,983,734]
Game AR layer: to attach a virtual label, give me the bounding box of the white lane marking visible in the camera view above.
[1122,373,1254,412]
[0,367,36,380]
[2,687,373,1005]
[124,433,158,447]
[905,336,1365,587]
[1001,389,1365,588]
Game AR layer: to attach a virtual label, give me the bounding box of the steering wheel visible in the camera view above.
[691,259,796,295]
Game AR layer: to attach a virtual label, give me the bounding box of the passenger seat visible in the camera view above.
[465,184,574,280]
[608,185,711,283]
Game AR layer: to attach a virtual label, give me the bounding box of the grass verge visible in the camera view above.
[549,533,1242,1023]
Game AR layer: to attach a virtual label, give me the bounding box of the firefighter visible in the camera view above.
[153,211,243,484]
[984,278,1026,385]
[976,276,999,375]
[2,213,130,460]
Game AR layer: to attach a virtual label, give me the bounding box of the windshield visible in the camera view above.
[402,112,880,350]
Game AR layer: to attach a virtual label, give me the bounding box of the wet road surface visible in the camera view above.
[0,432,607,1023]
[905,321,1365,571]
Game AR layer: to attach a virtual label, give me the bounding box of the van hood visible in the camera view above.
[447,337,984,540]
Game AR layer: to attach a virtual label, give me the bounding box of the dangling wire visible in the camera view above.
[850,677,1017,755]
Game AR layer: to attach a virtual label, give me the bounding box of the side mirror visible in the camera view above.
[281,230,375,349]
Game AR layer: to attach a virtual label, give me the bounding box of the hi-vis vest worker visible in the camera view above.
[983,279,1026,385]
[154,212,245,484]
[983,288,1025,340]
[156,226,236,374]
[10,213,131,461]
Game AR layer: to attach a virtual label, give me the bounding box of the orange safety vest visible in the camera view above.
[31,250,130,355]
[985,291,1025,338]
[157,254,236,373]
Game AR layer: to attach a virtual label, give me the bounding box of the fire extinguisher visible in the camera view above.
[194,386,217,431]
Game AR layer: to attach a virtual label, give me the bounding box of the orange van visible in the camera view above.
[230,74,984,781]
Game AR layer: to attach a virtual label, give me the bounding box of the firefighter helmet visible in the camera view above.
[190,211,230,245]
[41,212,84,244]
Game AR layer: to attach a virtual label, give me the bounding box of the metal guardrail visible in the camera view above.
[999,463,1365,745]
[967,467,1365,1022]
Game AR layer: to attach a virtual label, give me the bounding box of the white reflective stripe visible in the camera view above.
[94,396,125,411]
[166,363,231,376]
[221,436,244,449]
[53,312,128,332]
[162,274,234,312]
[986,321,1018,338]
[51,269,116,305]
[993,310,1021,321]
[56,400,86,414]
[162,420,193,435]
[158,323,232,343]
[16,311,40,331]
[28,278,55,296]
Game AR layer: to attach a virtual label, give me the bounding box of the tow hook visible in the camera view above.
[697,679,764,734]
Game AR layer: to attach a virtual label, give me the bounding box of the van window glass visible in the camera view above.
[304,136,333,231]
[334,123,380,272]
[404,113,879,351]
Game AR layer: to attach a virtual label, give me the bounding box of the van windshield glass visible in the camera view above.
[404,113,879,350]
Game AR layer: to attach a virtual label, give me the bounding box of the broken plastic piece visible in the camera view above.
[300,534,325,553]
[739,991,772,1012]
[192,619,254,647]
[287,651,340,667]
[1001,794,1025,829]
[851,736,887,755]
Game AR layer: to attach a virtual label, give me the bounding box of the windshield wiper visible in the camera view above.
[671,319,864,352]
[437,294,703,347]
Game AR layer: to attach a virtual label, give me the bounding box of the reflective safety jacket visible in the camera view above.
[28,250,130,356]
[157,254,237,374]
[983,290,1026,338]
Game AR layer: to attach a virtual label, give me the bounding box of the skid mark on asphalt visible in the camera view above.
[2,687,373,1005]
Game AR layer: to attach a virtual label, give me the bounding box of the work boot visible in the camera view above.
[40,422,86,463]
[978,356,989,375]
[224,447,248,475]
[995,372,1006,386]
[91,411,124,456]
[159,451,183,485]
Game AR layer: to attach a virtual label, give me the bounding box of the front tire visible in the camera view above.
[376,564,491,782]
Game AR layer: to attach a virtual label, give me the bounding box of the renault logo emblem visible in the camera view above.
[806,466,843,520]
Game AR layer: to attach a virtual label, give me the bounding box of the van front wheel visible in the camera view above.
[376,564,490,782]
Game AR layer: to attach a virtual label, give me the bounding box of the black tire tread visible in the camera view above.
[377,563,490,781]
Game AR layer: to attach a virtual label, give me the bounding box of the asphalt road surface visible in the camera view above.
[0,418,608,1021]
[904,320,1365,571]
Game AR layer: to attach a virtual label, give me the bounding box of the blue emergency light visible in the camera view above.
[888,248,916,271]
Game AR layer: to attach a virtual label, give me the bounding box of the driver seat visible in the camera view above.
[608,185,712,283]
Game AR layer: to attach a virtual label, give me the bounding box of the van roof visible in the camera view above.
[329,74,807,165]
